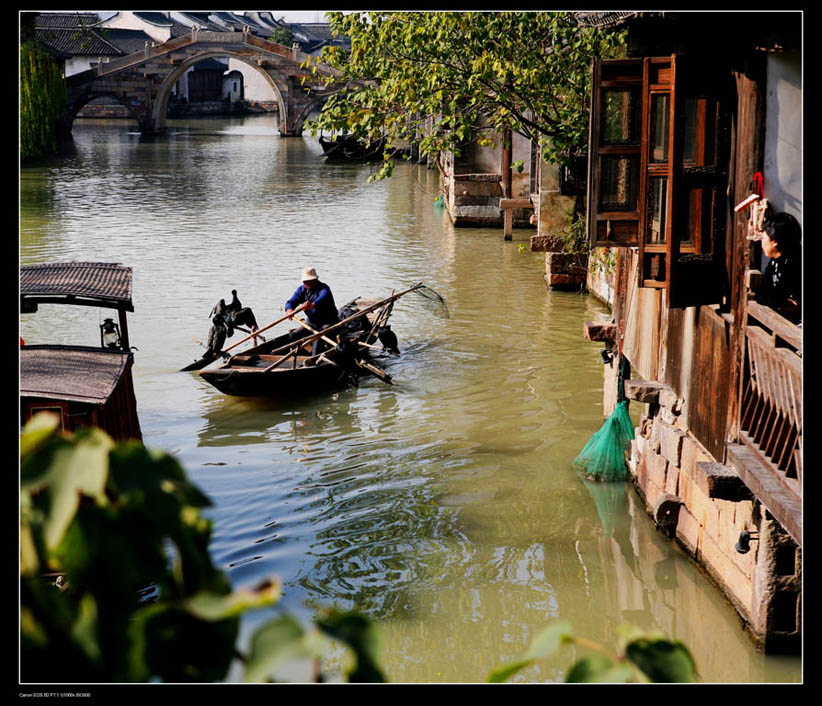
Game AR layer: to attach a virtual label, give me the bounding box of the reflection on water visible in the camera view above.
[20,115,800,683]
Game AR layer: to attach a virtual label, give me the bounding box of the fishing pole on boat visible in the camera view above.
[261,283,426,360]
[224,302,309,354]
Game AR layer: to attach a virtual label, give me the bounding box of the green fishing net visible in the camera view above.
[574,354,634,482]
[573,400,634,482]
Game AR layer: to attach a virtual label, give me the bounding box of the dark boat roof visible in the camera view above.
[20,345,132,405]
[20,262,133,310]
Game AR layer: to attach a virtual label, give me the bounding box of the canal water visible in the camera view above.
[19,114,801,683]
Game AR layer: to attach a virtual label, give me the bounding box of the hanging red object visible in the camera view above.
[752,171,764,197]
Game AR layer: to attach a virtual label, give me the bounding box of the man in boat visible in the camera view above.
[284,267,340,357]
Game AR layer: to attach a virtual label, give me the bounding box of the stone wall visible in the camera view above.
[585,247,618,307]
[441,172,504,227]
[624,379,802,653]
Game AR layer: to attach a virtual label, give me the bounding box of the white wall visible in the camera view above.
[100,11,171,42]
[227,59,279,103]
[65,56,95,77]
[764,50,802,224]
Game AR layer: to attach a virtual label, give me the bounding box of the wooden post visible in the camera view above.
[503,209,513,241]
[500,197,533,242]
[117,308,130,350]
[727,57,767,447]
[502,128,512,239]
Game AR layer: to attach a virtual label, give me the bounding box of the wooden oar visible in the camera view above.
[222,301,308,354]
[356,358,394,385]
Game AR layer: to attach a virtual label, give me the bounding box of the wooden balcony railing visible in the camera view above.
[738,301,802,488]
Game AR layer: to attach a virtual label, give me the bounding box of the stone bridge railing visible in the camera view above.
[95,29,342,81]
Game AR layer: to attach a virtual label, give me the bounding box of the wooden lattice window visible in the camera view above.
[588,55,731,306]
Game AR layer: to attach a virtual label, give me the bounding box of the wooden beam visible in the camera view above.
[746,301,802,351]
[726,440,801,545]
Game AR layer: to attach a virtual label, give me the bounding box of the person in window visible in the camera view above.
[285,267,339,356]
[755,212,802,324]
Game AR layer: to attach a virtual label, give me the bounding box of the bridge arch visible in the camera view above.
[291,93,329,136]
[63,91,142,132]
[152,50,290,133]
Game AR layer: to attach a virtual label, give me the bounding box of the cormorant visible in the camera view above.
[377,325,400,355]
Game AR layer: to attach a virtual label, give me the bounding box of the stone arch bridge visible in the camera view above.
[63,28,347,136]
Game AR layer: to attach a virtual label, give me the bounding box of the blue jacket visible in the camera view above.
[286,281,339,328]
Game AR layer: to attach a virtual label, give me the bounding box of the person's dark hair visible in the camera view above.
[764,212,801,255]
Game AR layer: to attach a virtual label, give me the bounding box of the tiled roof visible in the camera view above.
[211,11,244,29]
[245,11,283,32]
[169,20,193,38]
[298,23,337,41]
[34,26,123,56]
[132,12,172,27]
[32,12,101,29]
[177,12,225,32]
[99,28,155,55]
[20,345,131,405]
[20,262,133,305]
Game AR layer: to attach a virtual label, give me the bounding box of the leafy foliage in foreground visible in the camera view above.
[20,413,696,683]
[20,413,384,683]
[488,621,697,683]
[305,12,626,180]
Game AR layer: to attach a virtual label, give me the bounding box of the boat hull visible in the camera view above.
[199,358,347,397]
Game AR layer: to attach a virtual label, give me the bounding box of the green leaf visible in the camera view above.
[243,615,311,683]
[523,620,573,660]
[22,428,113,550]
[487,620,573,682]
[565,653,634,683]
[70,593,102,664]
[487,658,532,683]
[129,603,239,682]
[316,609,385,683]
[20,411,61,457]
[625,638,696,683]
[184,579,282,621]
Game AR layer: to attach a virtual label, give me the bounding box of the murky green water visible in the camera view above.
[19,114,801,683]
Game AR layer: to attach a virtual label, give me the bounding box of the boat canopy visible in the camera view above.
[20,345,133,405]
[20,261,134,312]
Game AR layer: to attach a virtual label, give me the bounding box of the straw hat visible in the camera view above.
[301,267,319,282]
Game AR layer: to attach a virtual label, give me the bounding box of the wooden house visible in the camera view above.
[20,262,142,443]
[580,11,801,653]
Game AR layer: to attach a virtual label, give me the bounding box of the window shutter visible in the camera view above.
[636,55,678,290]
[589,54,731,306]
[587,58,643,248]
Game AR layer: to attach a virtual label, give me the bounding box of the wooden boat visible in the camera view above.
[319,134,387,162]
[20,261,142,442]
[196,295,400,398]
